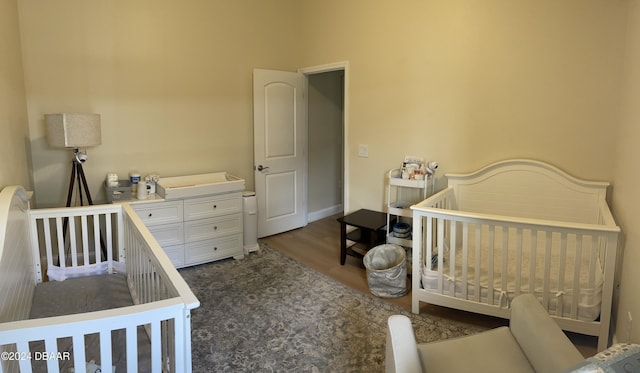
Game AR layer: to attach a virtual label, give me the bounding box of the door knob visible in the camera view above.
[256,165,269,171]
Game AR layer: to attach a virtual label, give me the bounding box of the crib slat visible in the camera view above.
[73,334,86,373]
[571,234,583,319]
[144,243,150,301]
[162,320,172,372]
[100,329,113,373]
[437,218,445,293]
[425,216,433,271]
[152,320,162,372]
[116,211,124,263]
[474,224,481,302]
[557,232,567,317]
[173,312,186,372]
[461,222,469,299]
[144,244,150,302]
[487,225,495,306]
[81,215,89,265]
[589,235,598,289]
[501,226,508,304]
[126,325,138,372]
[16,341,32,372]
[106,213,114,263]
[514,227,523,297]
[449,222,457,296]
[93,214,101,265]
[69,218,78,267]
[542,231,552,309]
[44,337,61,373]
[56,217,66,268]
[43,218,54,270]
[529,229,537,294]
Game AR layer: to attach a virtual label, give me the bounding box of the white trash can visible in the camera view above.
[242,191,259,254]
[363,244,408,298]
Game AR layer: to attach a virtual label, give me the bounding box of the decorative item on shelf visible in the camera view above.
[106,172,119,187]
[144,174,160,195]
[129,171,141,193]
[386,157,438,250]
[400,155,424,180]
[425,161,439,175]
[426,161,439,192]
[392,222,411,238]
[137,180,149,200]
[105,179,132,202]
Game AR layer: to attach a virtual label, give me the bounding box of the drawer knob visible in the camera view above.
[214,226,218,230]
[213,205,217,209]
[214,247,218,251]
[148,213,153,217]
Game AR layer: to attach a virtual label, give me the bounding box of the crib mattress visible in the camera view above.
[420,230,604,321]
[29,274,151,372]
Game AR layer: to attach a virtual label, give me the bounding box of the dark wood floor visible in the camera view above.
[261,212,598,358]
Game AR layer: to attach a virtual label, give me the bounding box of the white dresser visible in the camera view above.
[130,173,245,268]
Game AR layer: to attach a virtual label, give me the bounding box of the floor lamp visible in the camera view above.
[45,113,106,259]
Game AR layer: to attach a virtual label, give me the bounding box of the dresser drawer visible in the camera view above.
[184,234,243,264]
[132,200,183,226]
[147,222,184,247]
[183,193,242,221]
[162,244,185,268]
[184,213,242,243]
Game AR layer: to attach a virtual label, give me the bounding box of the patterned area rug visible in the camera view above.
[179,242,486,372]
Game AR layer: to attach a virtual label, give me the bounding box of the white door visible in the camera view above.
[253,69,306,237]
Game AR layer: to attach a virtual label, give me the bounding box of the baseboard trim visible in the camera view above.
[308,204,343,223]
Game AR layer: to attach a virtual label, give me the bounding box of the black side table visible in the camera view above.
[337,209,387,265]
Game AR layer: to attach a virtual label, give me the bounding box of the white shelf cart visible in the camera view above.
[386,168,432,248]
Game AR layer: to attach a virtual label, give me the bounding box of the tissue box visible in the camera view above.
[105,180,132,202]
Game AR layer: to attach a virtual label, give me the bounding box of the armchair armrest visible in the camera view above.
[386,315,423,373]
[509,294,584,373]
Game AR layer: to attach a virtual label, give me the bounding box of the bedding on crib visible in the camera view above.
[28,274,152,372]
[420,226,604,321]
[410,159,620,351]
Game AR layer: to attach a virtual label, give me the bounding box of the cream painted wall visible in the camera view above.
[612,1,640,344]
[13,0,639,345]
[18,0,301,207]
[297,0,634,344]
[0,0,31,190]
[298,0,627,212]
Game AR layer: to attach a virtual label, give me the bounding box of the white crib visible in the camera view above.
[410,159,620,351]
[0,185,200,373]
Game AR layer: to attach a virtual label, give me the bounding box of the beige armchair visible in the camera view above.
[386,294,585,373]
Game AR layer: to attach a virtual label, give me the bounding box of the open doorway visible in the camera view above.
[303,65,346,222]
[253,63,347,237]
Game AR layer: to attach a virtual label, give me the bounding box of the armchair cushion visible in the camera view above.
[417,326,535,373]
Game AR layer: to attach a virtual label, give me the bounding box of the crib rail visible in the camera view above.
[29,205,123,283]
[121,203,200,373]
[121,203,199,308]
[0,298,185,373]
[411,194,620,351]
[1,202,200,373]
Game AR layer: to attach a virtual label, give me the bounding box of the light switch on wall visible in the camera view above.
[358,144,369,158]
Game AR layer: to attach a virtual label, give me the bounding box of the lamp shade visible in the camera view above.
[45,113,101,148]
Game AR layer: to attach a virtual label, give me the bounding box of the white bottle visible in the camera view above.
[136,180,148,200]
